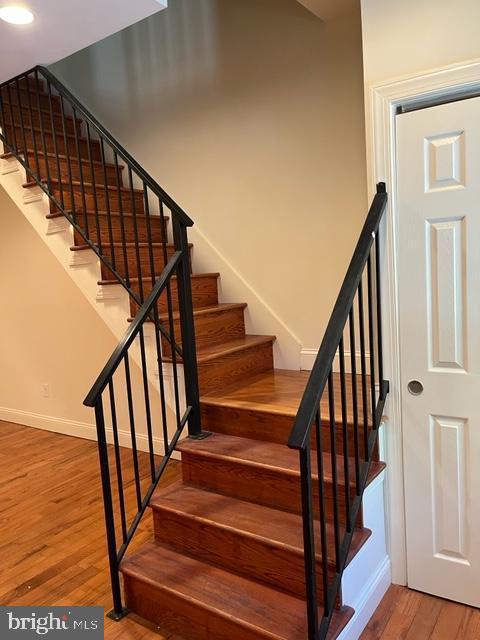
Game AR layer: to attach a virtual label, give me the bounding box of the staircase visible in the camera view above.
[0,67,389,640]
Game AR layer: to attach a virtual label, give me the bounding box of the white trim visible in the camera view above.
[0,406,182,460]
[300,347,370,372]
[367,57,480,586]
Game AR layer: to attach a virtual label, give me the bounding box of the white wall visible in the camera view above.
[50,0,367,355]
[0,185,118,432]
[361,0,480,84]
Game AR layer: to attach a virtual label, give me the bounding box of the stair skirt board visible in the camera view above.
[338,467,391,640]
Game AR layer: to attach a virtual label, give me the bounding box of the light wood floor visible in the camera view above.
[2,421,479,640]
[0,420,183,639]
[361,585,480,639]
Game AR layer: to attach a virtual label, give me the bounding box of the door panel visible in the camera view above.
[397,96,480,607]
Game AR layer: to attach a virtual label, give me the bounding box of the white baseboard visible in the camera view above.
[300,348,371,372]
[0,406,182,460]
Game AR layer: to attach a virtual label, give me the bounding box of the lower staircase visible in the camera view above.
[122,369,385,639]
[0,66,389,640]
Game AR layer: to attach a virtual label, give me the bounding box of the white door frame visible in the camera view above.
[367,58,480,585]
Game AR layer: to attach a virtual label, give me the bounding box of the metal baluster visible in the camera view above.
[108,380,127,542]
[374,231,386,399]
[34,70,50,189]
[138,326,156,482]
[328,370,341,571]
[357,282,369,459]
[152,299,170,456]
[5,82,18,152]
[94,397,124,617]
[314,407,330,619]
[59,95,76,224]
[24,74,41,178]
[72,106,89,240]
[100,140,116,271]
[85,122,101,253]
[299,443,319,640]
[124,354,142,511]
[114,152,130,288]
[46,80,64,209]
[144,185,157,286]
[128,167,144,299]
[14,79,29,172]
[367,254,377,428]
[348,307,361,494]
[338,336,351,532]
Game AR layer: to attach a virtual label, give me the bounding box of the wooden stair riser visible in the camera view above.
[181,450,357,527]
[50,183,144,214]
[72,214,168,246]
[24,150,121,186]
[3,124,100,160]
[2,106,81,136]
[198,341,274,395]
[124,575,288,640]
[162,305,246,354]
[129,274,219,315]
[1,90,61,113]
[151,507,334,602]
[200,403,375,459]
[99,243,192,281]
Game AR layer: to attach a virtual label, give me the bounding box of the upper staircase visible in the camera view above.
[0,67,389,640]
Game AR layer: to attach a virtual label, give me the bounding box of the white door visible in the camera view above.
[397,96,480,607]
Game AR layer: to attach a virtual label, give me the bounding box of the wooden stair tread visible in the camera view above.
[151,481,371,566]
[46,209,169,221]
[201,368,370,424]
[71,241,190,251]
[192,335,276,364]
[23,178,140,195]
[127,303,248,324]
[1,147,114,168]
[98,272,219,286]
[121,541,354,640]
[177,432,385,485]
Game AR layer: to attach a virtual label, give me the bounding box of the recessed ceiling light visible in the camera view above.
[0,6,34,25]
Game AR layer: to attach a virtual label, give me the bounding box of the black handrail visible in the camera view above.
[288,183,389,640]
[0,65,204,621]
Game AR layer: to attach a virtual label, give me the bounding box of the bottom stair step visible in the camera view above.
[121,541,354,640]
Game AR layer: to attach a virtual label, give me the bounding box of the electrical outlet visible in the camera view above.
[41,383,50,398]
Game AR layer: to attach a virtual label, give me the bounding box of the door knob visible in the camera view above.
[408,380,424,396]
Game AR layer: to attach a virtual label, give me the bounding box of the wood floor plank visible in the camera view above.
[362,586,480,640]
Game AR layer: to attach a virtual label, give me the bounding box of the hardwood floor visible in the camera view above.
[0,420,183,640]
[361,585,480,639]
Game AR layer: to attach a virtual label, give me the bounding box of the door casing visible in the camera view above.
[367,58,480,586]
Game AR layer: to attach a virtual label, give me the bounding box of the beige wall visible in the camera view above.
[361,0,480,84]
[0,185,118,429]
[51,0,367,352]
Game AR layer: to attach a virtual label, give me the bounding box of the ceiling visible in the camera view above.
[0,0,167,83]
[297,0,359,20]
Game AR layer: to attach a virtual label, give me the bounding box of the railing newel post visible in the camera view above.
[94,398,128,620]
[172,215,202,438]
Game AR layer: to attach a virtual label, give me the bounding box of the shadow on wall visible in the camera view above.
[51,0,367,351]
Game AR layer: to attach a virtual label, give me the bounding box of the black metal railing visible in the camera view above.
[288,183,389,639]
[0,66,204,618]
